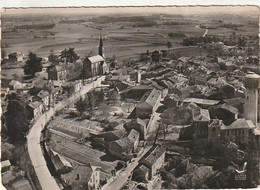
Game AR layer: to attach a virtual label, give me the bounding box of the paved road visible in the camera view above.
[101,146,152,190]
[27,76,105,190]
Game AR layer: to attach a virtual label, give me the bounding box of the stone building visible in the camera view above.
[136,88,161,119]
[71,164,100,190]
[48,65,67,81]
[82,33,108,78]
[137,145,166,181]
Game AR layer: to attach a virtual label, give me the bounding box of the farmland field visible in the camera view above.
[2,8,258,62]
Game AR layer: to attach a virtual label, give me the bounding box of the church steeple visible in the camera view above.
[98,31,105,58]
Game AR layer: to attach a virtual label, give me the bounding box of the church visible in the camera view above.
[82,32,108,78]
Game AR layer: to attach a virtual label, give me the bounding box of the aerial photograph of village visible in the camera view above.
[1,6,260,190]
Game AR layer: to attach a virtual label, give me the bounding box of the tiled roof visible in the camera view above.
[142,145,165,166]
[87,55,105,63]
[139,88,161,108]
[28,101,41,109]
[51,149,72,171]
[183,98,219,106]
[1,160,11,168]
[192,108,210,122]
[221,103,238,114]
[12,179,32,190]
[72,165,94,183]
[99,128,127,142]
[112,129,140,150]
[127,129,140,143]
[37,90,49,99]
[221,118,255,130]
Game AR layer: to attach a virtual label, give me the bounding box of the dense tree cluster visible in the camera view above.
[60,48,80,63]
[24,52,42,78]
[182,36,220,46]
[2,93,30,141]
[75,90,105,117]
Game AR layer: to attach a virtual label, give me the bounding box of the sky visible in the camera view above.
[1,6,259,17]
[0,0,259,8]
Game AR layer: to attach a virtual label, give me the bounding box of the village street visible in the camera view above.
[101,146,152,190]
[27,76,105,190]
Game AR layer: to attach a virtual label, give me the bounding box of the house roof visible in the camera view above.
[1,160,11,168]
[72,165,95,183]
[136,118,148,127]
[221,118,255,130]
[253,128,260,136]
[192,108,210,122]
[183,98,219,106]
[115,81,130,92]
[52,154,72,171]
[221,103,238,114]
[127,129,140,143]
[42,62,52,68]
[162,80,175,89]
[124,118,148,130]
[169,93,180,101]
[186,102,199,111]
[12,179,33,190]
[28,101,41,109]
[87,55,105,63]
[138,164,150,173]
[209,119,222,128]
[9,80,22,86]
[114,137,133,150]
[37,90,49,99]
[139,88,161,108]
[142,145,165,167]
[111,129,140,151]
[99,128,127,142]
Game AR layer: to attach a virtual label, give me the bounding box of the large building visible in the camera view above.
[82,33,108,78]
[47,65,67,81]
[135,88,162,119]
[244,72,260,125]
[71,164,100,190]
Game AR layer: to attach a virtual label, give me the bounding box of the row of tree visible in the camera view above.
[24,48,80,78]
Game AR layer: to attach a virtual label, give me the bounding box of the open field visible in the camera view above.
[2,12,258,62]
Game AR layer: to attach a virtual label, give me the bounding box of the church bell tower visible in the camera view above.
[98,31,105,58]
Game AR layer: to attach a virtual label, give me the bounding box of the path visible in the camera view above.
[101,146,152,190]
[27,76,105,190]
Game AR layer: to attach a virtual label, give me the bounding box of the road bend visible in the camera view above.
[27,76,105,190]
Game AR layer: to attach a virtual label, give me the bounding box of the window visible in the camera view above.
[242,130,244,135]
[227,131,229,136]
[212,127,216,132]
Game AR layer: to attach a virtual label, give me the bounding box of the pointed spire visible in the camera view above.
[98,29,105,57]
[99,30,103,48]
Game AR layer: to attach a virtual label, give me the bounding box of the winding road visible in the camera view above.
[27,76,105,190]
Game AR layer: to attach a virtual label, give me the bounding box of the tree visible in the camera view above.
[167,41,172,50]
[24,52,42,78]
[60,48,79,63]
[3,93,30,141]
[48,49,59,65]
[75,97,88,117]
